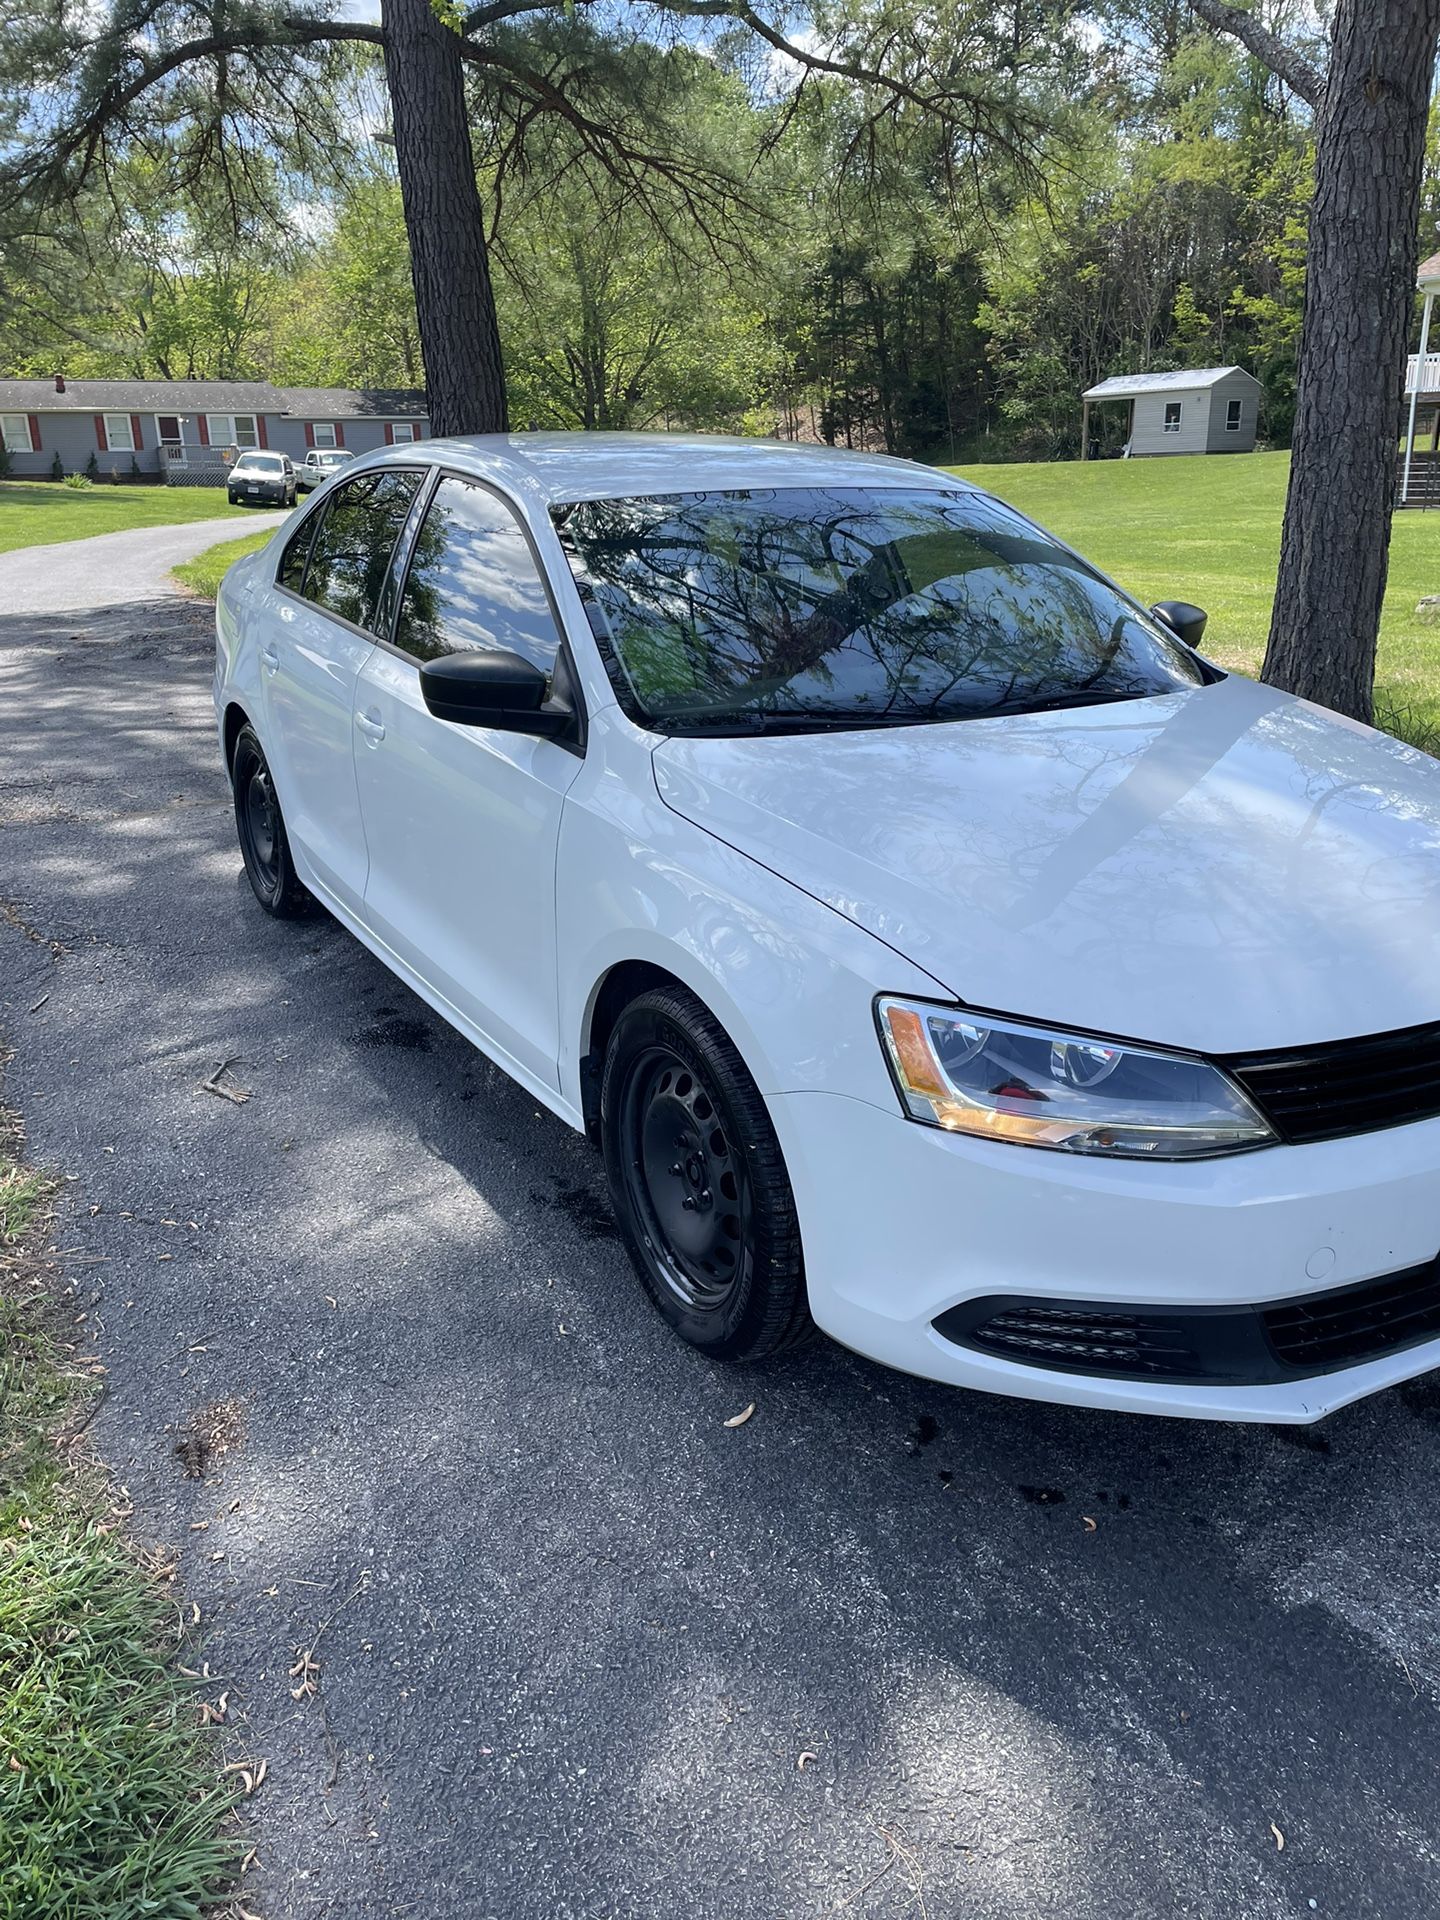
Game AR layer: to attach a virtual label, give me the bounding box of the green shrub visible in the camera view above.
[84,450,99,479]
[0,444,12,480]
[49,452,63,481]
[61,473,92,491]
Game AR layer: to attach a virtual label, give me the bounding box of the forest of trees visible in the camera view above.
[2,1,1389,465]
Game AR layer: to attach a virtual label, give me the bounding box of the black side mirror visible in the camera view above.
[419,649,573,739]
[1151,600,1208,651]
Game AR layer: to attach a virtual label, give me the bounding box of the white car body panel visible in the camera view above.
[214,431,1440,1423]
[654,672,1440,1055]
[353,642,584,1089]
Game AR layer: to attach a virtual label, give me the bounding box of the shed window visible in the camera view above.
[103,412,135,452]
[0,413,31,453]
[1163,401,1183,433]
[1225,398,1243,432]
[208,412,259,449]
[390,422,418,444]
[312,421,338,449]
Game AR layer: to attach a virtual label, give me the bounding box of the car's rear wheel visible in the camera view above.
[231,724,310,918]
[600,985,811,1361]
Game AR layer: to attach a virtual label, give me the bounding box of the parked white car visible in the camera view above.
[214,434,1440,1423]
[296,447,355,493]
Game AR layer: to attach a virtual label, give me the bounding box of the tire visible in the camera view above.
[228,492,239,505]
[230,724,311,918]
[600,985,812,1362]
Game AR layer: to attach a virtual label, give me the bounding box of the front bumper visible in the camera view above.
[770,1089,1440,1422]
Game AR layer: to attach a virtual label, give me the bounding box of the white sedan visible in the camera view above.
[214,433,1440,1423]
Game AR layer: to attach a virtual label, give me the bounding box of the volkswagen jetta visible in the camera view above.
[214,434,1440,1422]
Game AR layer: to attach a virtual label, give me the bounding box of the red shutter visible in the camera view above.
[94,413,108,452]
[27,415,41,451]
[257,415,269,449]
[130,413,143,452]
[334,422,346,449]
[383,423,394,446]
[197,415,210,447]
[412,422,423,440]
[304,423,315,449]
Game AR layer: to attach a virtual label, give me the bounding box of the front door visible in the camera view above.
[352,473,583,1089]
[155,415,185,466]
[261,469,424,911]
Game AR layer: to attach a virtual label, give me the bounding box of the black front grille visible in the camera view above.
[1225,1019,1440,1144]
[1264,1257,1440,1369]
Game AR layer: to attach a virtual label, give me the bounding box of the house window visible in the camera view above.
[1226,398,1243,432]
[208,413,259,449]
[0,413,31,453]
[103,412,135,453]
[1163,401,1183,433]
[390,422,418,444]
[311,422,338,449]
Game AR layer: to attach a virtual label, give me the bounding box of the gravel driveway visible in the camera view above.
[0,510,286,614]
[2,551,1439,1919]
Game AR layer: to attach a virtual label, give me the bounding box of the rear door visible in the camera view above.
[352,472,584,1088]
[260,468,425,911]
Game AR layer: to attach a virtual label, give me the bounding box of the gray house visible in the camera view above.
[0,377,429,483]
[1079,367,1262,459]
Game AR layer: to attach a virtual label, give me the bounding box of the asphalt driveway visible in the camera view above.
[2,549,1440,1918]
[0,509,286,614]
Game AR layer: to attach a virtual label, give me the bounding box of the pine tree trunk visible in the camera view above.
[1260,0,1440,721]
[381,0,507,435]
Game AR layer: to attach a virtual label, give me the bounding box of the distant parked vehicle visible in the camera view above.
[228,452,297,508]
[296,448,356,493]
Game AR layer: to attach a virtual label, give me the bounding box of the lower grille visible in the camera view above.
[956,1305,1204,1378]
[936,1255,1440,1386]
[1263,1257,1440,1369]
[1225,1019,1440,1144]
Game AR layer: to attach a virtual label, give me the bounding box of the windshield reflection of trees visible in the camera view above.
[556,488,1204,728]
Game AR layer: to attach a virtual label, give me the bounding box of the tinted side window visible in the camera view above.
[278,514,317,594]
[302,469,423,634]
[394,476,561,670]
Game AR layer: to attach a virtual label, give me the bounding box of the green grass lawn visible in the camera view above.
[171,528,272,598]
[951,449,1440,743]
[0,481,250,555]
[0,1127,237,1918]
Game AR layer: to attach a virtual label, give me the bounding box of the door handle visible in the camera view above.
[356,708,386,743]
[260,644,279,675]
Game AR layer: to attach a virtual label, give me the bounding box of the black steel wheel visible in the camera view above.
[601,985,811,1361]
[231,723,310,918]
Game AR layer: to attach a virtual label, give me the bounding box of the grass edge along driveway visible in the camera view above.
[0,481,251,556]
[0,1111,238,1920]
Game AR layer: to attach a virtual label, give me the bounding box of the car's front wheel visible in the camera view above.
[231,724,310,918]
[600,985,812,1362]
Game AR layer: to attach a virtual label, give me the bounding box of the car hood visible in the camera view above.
[652,675,1440,1054]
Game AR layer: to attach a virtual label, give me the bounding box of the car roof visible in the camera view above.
[355,431,970,508]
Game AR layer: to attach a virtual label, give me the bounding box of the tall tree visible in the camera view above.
[1191,0,1440,722]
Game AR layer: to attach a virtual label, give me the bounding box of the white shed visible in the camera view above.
[1079,367,1262,459]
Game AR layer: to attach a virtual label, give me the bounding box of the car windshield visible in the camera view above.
[235,454,283,473]
[314,451,351,465]
[552,485,1209,735]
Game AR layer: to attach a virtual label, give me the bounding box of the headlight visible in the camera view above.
[876,998,1274,1159]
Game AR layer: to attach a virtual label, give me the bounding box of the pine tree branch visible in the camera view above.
[1188,0,1325,107]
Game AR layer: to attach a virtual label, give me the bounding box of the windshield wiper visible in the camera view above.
[658,687,1164,737]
